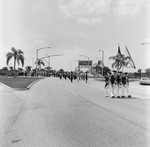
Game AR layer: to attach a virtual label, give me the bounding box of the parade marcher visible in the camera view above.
[70,71,73,83]
[121,72,131,98]
[110,70,117,98]
[104,72,113,97]
[85,72,88,83]
[77,71,79,83]
[116,71,122,98]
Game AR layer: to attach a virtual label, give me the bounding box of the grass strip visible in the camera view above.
[0,76,43,88]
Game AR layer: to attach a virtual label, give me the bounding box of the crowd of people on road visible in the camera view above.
[104,70,131,98]
[54,71,88,83]
[54,69,131,98]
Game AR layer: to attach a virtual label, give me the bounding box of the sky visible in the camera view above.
[0,0,150,72]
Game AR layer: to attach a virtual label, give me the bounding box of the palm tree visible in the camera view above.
[109,54,131,72]
[6,47,24,78]
[35,59,45,76]
[2,67,8,76]
[25,66,32,76]
[45,66,52,71]
[9,66,14,71]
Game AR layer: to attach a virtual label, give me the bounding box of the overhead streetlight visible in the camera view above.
[36,47,51,76]
[141,43,150,45]
[45,54,64,68]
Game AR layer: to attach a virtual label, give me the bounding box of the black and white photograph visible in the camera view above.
[0,0,150,146]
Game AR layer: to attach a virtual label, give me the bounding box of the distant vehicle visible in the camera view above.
[139,77,150,85]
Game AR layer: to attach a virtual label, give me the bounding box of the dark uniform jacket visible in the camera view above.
[110,75,116,86]
[116,75,122,86]
[122,76,129,86]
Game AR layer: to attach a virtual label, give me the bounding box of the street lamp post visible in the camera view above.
[141,43,150,45]
[44,54,63,75]
[36,47,51,76]
[71,60,78,71]
[99,50,104,77]
[45,54,63,68]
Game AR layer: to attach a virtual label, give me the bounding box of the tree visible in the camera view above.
[25,66,32,76]
[92,60,110,77]
[35,59,45,75]
[45,66,52,71]
[137,69,142,77]
[18,68,23,71]
[109,54,131,72]
[2,67,8,71]
[9,66,14,71]
[6,47,24,78]
[103,66,111,76]
[1,67,8,76]
[145,68,150,77]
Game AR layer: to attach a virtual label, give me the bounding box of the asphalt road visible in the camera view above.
[0,77,150,147]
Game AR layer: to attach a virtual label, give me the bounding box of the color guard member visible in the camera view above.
[116,71,122,98]
[121,72,131,98]
[104,72,113,97]
[110,70,116,98]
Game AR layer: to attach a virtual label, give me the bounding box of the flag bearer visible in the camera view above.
[110,70,116,98]
[116,71,122,98]
[70,71,73,83]
[104,72,113,97]
[121,72,131,98]
[111,70,117,98]
[85,71,88,83]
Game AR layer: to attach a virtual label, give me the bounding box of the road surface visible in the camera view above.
[0,77,150,147]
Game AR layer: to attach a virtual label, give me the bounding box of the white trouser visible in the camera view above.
[112,83,117,96]
[122,84,129,96]
[105,84,113,97]
[117,84,122,97]
[105,83,113,97]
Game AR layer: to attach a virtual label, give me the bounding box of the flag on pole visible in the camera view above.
[125,46,136,69]
[116,44,124,62]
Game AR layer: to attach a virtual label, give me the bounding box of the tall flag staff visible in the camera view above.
[121,45,136,73]
[125,45,136,69]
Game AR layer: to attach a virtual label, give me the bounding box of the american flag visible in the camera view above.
[116,44,124,62]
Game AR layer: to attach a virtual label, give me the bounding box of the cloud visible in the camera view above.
[58,0,150,23]
[62,45,90,56]
[78,17,103,25]
[114,0,150,17]
[142,38,150,44]
[35,40,46,44]
[58,0,111,24]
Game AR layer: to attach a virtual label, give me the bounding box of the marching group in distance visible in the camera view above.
[105,70,131,98]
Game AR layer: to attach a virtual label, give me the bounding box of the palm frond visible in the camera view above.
[11,47,17,54]
[111,62,116,69]
[109,55,117,60]
[17,49,24,54]
[6,52,13,65]
[41,61,45,67]
[19,55,24,67]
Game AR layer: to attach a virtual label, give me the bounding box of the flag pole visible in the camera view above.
[117,43,120,73]
[122,44,126,73]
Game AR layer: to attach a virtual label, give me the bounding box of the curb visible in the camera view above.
[0,78,43,91]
